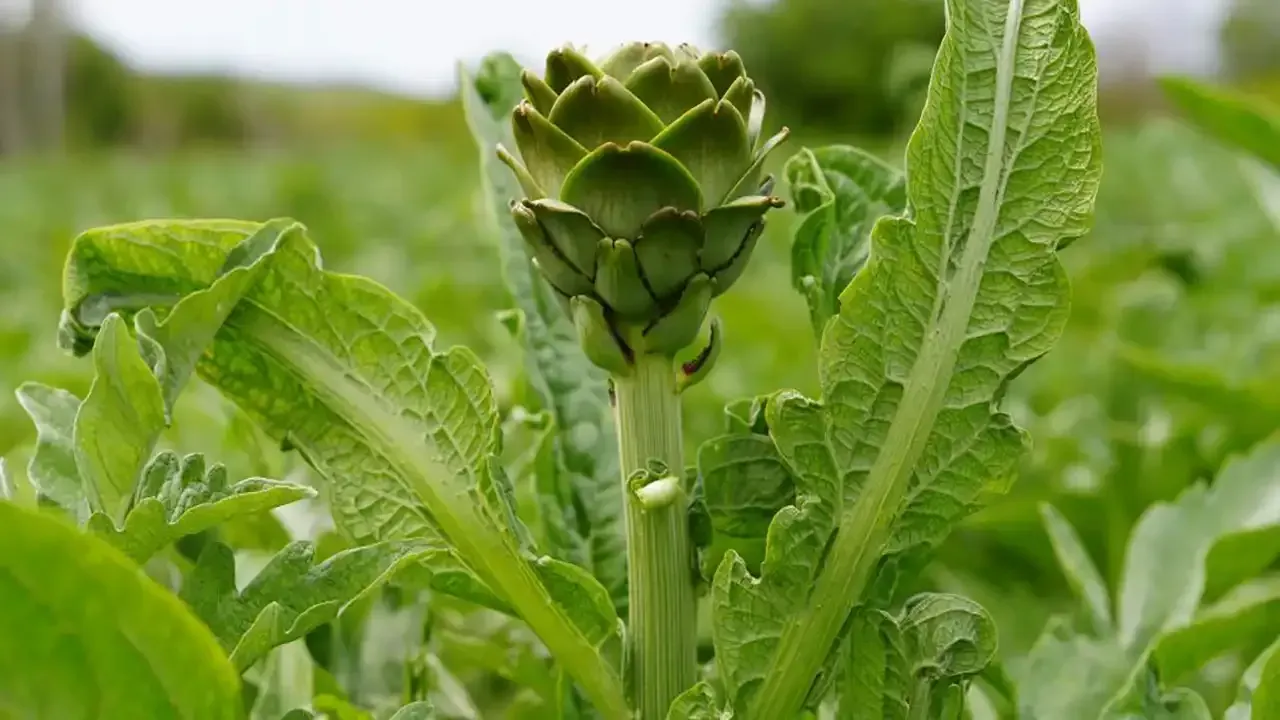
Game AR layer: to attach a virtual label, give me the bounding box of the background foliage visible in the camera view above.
[4,0,1280,717]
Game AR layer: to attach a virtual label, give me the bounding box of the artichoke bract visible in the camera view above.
[498,42,788,375]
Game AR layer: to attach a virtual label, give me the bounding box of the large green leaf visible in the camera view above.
[1017,627,1212,719]
[1041,503,1112,634]
[0,500,241,719]
[1154,576,1280,682]
[1225,638,1280,720]
[87,450,315,563]
[707,1,1102,716]
[1016,620,1134,719]
[1256,650,1280,720]
[784,145,906,337]
[1160,76,1280,171]
[1118,437,1280,652]
[56,219,628,718]
[1018,437,1280,718]
[461,52,627,613]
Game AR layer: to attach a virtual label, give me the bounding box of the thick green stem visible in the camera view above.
[613,354,697,719]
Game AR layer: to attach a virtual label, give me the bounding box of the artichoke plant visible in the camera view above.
[498,42,789,375]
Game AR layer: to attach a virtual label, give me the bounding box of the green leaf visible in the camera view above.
[898,595,997,718]
[1225,637,1280,720]
[666,684,724,719]
[0,500,241,719]
[73,313,166,519]
[1118,437,1280,652]
[0,458,11,500]
[838,609,910,719]
[29,220,285,524]
[14,382,86,518]
[693,416,795,579]
[389,702,437,720]
[463,53,627,613]
[965,667,1016,720]
[422,654,480,719]
[709,1,1102,716]
[1117,347,1280,450]
[247,642,314,720]
[1154,576,1280,682]
[898,594,998,683]
[1160,76,1280,171]
[1020,438,1280,717]
[183,540,481,672]
[1016,620,1135,719]
[1256,651,1280,720]
[436,622,560,707]
[141,220,282,415]
[1040,503,1113,634]
[57,219,627,718]
[57,218,266,344]
[784,145,906,337]
[838,595,997,719]
[1100,665,1212,720]
[85,450,316,563]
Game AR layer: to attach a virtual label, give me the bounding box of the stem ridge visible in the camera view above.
[613,355,698,718]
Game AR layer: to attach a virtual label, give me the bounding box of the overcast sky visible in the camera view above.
[53,0,1229,96]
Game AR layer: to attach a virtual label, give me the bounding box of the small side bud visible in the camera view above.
[632,475,682,511]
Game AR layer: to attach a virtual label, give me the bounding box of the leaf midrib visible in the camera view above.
[749,1,1030,716]
[216,301,630,718]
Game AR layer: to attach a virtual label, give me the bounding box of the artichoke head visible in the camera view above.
[498,42,789,375]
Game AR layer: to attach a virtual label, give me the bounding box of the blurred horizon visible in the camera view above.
[1,0,1274,162]
[0,0,1242,98]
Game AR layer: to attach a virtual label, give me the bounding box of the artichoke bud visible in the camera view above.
[500,41,789,372]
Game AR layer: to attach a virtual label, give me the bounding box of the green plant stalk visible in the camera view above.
[614,353,697,718]
[405,473,630,720]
